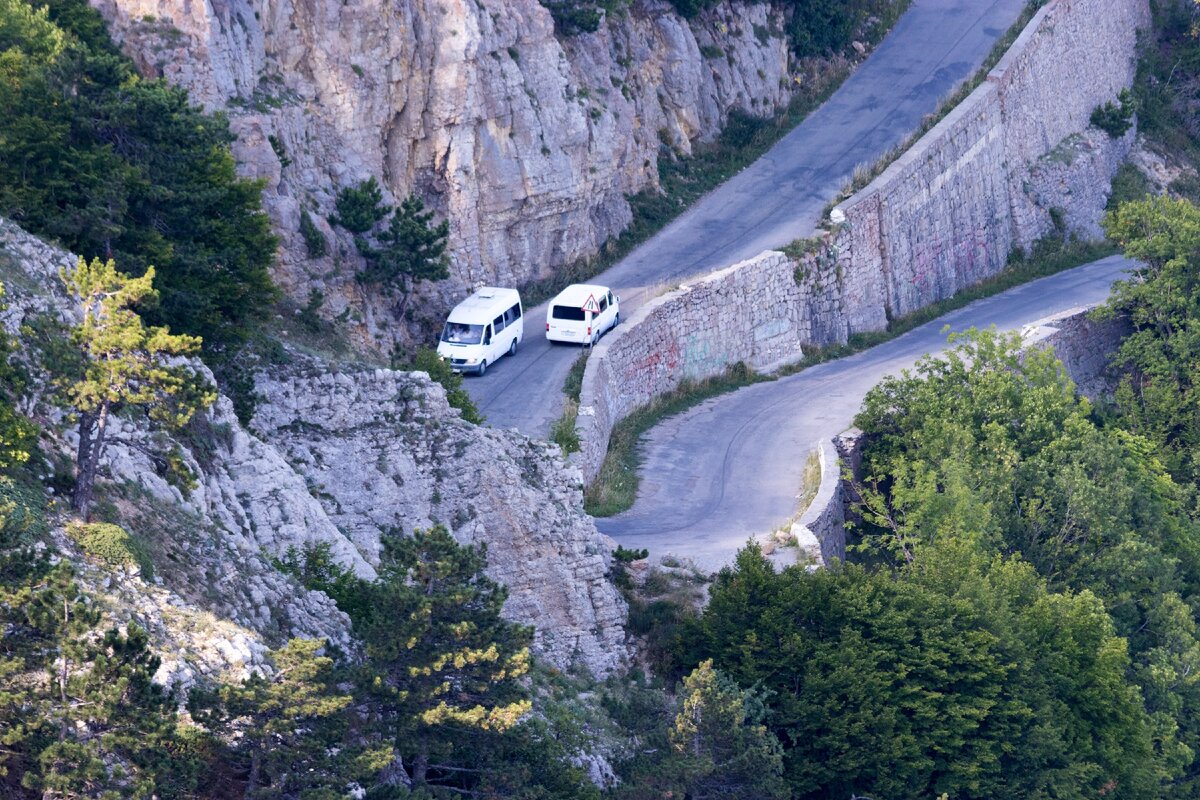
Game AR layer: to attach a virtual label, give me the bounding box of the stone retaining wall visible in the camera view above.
[575,0,1149,483]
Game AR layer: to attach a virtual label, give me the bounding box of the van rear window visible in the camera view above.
[552,306,586,322]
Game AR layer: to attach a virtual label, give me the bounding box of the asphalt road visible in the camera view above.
[466,0,1030,436]
[595,256,1136,571]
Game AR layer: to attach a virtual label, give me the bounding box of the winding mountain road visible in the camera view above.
[466,0,1030,435]
[594,255,1135,570]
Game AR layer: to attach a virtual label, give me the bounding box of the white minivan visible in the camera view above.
[436,287,523,375]
[545,283,620,345]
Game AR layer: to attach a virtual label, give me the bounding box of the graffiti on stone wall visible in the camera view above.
[624,339,681,388]
[683,332,727,378]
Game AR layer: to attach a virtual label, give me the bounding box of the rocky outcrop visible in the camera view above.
[88,0,793,337]
[0,216,627,681]
[252,369,628,675]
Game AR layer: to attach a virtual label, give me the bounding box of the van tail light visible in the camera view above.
[546,323,550,331]
[587,326,592,336]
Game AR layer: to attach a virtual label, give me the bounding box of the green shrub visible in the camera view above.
[563,351,589,403]
[0,476,47,542]
[328,177,388,235]
[299,208,328,258]
[551,398,582,454]
[613,545,649,562]
[67,521,153,577]
[541,1,603,35]
[408,348,484,424]
[1107,162,1152,210]
[1091,89,1137,138]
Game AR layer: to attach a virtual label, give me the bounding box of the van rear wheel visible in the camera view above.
[477,359,488,376]
[508,339,517,357]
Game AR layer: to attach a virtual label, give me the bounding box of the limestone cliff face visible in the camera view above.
[0,217,627,683]
[88,0,792,338]
[252,369,627,674]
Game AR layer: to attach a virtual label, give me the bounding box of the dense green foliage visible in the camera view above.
[539,0,908,58]
[2,522,601,798]
[1100,195,1200,490]
[686,543,1165,799]
[0,0,277,357]
[0,551,205,798]
[271,527,599,797]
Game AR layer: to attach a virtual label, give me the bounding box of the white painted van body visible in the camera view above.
[436,287,523,375]
[545,283,620,345]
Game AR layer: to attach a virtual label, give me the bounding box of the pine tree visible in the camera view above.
[59,257,215,518]
[0,560,196,799]
[190,638,373,799]
[364,195,449,319]
[359,525,533,789]
[670,660,788,800]
[328,177,388,235]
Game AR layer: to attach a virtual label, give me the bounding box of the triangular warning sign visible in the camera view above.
[581,294,601,314]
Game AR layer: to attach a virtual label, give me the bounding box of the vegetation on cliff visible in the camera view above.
[0,0,277,358]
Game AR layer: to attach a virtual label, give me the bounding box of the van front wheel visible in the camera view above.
[477,359,488,376]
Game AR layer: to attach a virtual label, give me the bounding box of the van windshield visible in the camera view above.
[441,322,484,344]
[551,306,587,322]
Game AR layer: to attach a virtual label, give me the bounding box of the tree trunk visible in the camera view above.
[245,749,261,799]
[413,746,429,786]
[395,274,412,323]
[71,403,108,520]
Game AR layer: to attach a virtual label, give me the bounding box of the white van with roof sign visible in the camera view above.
[436,287,523,375]
[545,283,620,345]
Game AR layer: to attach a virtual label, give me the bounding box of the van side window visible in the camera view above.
[608,291,615,305]
[493,314,505,333]
[483,325,492,345]
[504,304,521,326]
[598,295,608,312]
